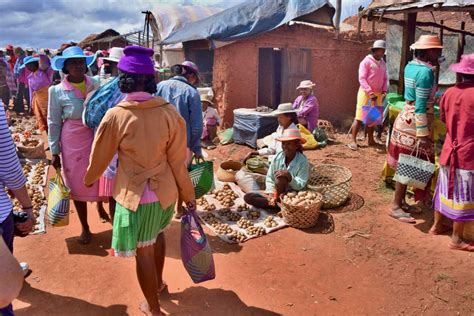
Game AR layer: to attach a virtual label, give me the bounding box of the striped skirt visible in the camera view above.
[433,166,474,222]
[111,201,175,257]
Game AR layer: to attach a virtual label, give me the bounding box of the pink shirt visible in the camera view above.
[123,92,159,204]
[358,55,388,95]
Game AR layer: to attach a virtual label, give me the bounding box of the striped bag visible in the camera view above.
[188,156,213,199]
[181,208,215,283]
[47,172,71,227]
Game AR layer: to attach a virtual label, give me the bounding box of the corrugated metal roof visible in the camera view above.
[369,0,474,13]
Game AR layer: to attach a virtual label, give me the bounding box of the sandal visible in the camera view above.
[449,241,474,252]
[347,143,358,151]
[389,208,416,224]
[401,204,423,214]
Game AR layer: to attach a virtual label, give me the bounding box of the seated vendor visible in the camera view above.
[201,94,220,148]
[244,129,310,209]
[293,80,319,132]
[245,103,298,161]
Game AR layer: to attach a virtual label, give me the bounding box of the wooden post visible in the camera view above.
[457,21,466,83]
[436,20,444,85]
[357,14,363,42]
[372,20,376,39]
[398,13,417,95]
[334,0,342,39]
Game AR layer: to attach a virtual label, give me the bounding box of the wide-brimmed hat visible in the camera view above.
[410,35,443,50]
[449,54,474,75]
[51,46,97,71]
[200,94,214,106]
[372,40,386,50]
[296,80,315,90]
[118,45,155,75]
[20,56,39,69]
[272,103,297,115]
[102,47,124,63]
[275,128,306,144]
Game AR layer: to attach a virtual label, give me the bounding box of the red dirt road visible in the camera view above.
[12,135,474,315]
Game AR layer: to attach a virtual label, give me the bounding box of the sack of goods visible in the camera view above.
[16,138,46,159]
[181,208,215,283]
[47,172,71,227]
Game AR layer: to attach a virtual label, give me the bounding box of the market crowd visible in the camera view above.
[0,34,473,316]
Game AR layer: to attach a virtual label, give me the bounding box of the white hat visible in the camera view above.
[272,103,297,115]
[103,47,124,63]
[296,80,315,90]
[372,40,386,50]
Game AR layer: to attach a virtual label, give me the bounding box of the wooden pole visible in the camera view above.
[398,13,417,95]
[456,21,466,83]
[436,20,444,85]
[334,0,342,39]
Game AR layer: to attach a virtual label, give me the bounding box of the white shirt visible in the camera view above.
[258,122,297,156]
[202,106,221,125]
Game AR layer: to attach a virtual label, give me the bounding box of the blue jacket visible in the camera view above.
[156,76,203,155]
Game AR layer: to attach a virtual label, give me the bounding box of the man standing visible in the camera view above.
[13,47,30,113]
[0,50,16,109]
[348,40,388,150]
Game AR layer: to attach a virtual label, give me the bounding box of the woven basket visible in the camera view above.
[307,164,352,209]
[317,120,336,141]
[463,221,474,242]
[216,161,243,182]
[279,192,323,229]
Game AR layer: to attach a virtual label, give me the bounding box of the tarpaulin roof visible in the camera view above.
[161,0,335,45]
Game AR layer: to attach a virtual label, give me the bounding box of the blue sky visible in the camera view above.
[0,0,370,50]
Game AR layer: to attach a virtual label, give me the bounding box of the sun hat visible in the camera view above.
[20,56,40,69]
[200,94,214,106]
[118,45,155,75]
[182,60,199,74]
[296,80,315,90]
[51,46,97,71]
[272,103,297,115]
[372,40,386,50]
[275,128,306,144]
[410,35,443,50]
[449,54,474,75]
[102,47,124,63]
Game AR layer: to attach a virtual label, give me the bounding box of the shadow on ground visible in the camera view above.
[65,229,112,257]
[161,286,281,315]
[15,282,128,315]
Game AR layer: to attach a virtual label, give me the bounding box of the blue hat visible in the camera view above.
[20,56,40,69]
[51,46,97,71]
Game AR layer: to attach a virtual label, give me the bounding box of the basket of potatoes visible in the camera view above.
[279,191,323,229]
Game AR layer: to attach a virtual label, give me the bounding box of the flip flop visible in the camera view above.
[401,204,423,214]
[347,143,358,151]
[389,208,416,224]
[449,241,474,252]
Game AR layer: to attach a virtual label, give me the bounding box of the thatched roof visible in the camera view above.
[78,29,121,48]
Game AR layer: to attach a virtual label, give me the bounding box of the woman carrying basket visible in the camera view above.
[84,46,195,315]
[387,35,443,223]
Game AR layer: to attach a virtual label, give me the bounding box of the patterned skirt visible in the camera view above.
[433,166,474,222]
[111,201,175,257]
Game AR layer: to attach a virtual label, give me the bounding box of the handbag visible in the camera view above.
[47,171,71,227]
[393,146,435,189]
[361,100,384,127]
[181,208,215,283]
[188,156,214,199]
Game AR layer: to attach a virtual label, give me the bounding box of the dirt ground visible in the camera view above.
[12,133,474,316]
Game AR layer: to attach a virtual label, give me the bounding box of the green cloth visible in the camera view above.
[265,151,309,193]
[112,201,175,257]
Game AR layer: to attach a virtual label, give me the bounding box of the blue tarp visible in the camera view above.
[161,0,335,45]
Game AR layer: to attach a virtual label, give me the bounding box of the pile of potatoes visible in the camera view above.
[214,223,234,235]
[281,191,319,208]
[263,216,278,228]
[236,203,250,212]
[226,212,242,222]
[202,213,220,226]
[228,231,247,243]
[237,218,253,229]
[197,198,217,211]
[246,210,261,220]
[246,226,265,237]
[210,184,239,207]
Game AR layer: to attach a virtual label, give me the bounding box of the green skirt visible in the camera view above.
[112,201,175,257]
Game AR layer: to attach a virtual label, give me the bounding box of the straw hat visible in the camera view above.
[410,35,443,50]
[272,103,297,115]
[296,80,315,90]
[200,94,214,106]
[102,47,124,63]
[449,54,474,75]
[372,40,386,50]
[275,128,306,144]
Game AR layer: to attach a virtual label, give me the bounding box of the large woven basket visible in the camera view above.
[216,161,243,182]
[279,192,323,229]
[317,120,336,141]
[463,221,474,242]
[307,164,352,209]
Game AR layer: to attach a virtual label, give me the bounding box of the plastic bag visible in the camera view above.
[47,171,71,227]
[181,208,215,283]
[297,124,318,150]
[245,156,269,175]
[188,156,214,199]
[218,128,233,145]
[235,168,266,193]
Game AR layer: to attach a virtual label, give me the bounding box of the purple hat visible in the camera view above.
[118,45,155,75]
[181,60,199,74]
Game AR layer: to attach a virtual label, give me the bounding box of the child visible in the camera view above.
[201,94,220,149]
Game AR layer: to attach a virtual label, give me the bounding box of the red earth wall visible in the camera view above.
[212,24,372,128]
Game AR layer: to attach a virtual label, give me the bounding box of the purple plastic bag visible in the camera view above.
[181,208,216,283]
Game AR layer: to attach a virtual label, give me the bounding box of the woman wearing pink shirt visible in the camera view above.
[292,80,319,132]
[349,40,388,150]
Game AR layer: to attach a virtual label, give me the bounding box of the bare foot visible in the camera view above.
[139,301,163,316]
[78,229,92,244]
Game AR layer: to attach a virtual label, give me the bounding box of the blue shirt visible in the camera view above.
[265,151,309,193]
[156,76,203,155]
[0,106,27,223]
